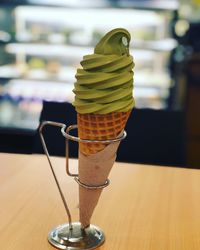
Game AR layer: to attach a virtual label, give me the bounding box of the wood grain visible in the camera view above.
[1,153,200,250]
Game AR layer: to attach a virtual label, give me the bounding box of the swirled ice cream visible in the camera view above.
[73,28,134,114]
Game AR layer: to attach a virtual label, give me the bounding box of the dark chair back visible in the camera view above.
[117,109,186,166]
[33,101,78,158]
[34,102,186,166]
[0,128,35,154]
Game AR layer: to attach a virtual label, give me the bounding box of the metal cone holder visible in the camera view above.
[39,120,127,250]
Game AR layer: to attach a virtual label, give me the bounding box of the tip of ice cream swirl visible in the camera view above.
[73,28,135,114]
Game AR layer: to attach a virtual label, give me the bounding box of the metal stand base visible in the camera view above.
[48,222,105,250]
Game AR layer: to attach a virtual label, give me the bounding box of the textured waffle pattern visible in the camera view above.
[77,111,131,155]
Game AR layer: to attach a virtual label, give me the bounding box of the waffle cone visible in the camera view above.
[77,111,131,227]
[77,111,131,156]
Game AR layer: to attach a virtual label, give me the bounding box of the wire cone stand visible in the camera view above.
[39,121,126,250]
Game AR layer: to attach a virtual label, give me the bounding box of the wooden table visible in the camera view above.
[1,153,200,250]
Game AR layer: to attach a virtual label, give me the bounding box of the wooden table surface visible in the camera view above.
[1,153,200,250]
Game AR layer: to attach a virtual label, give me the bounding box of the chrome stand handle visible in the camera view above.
[39,121,73,230]
[64,125,78,177]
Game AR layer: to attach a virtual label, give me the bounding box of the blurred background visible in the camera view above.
[0,0,199,168]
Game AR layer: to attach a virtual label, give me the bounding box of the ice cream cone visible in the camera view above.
[72,28,135,228]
